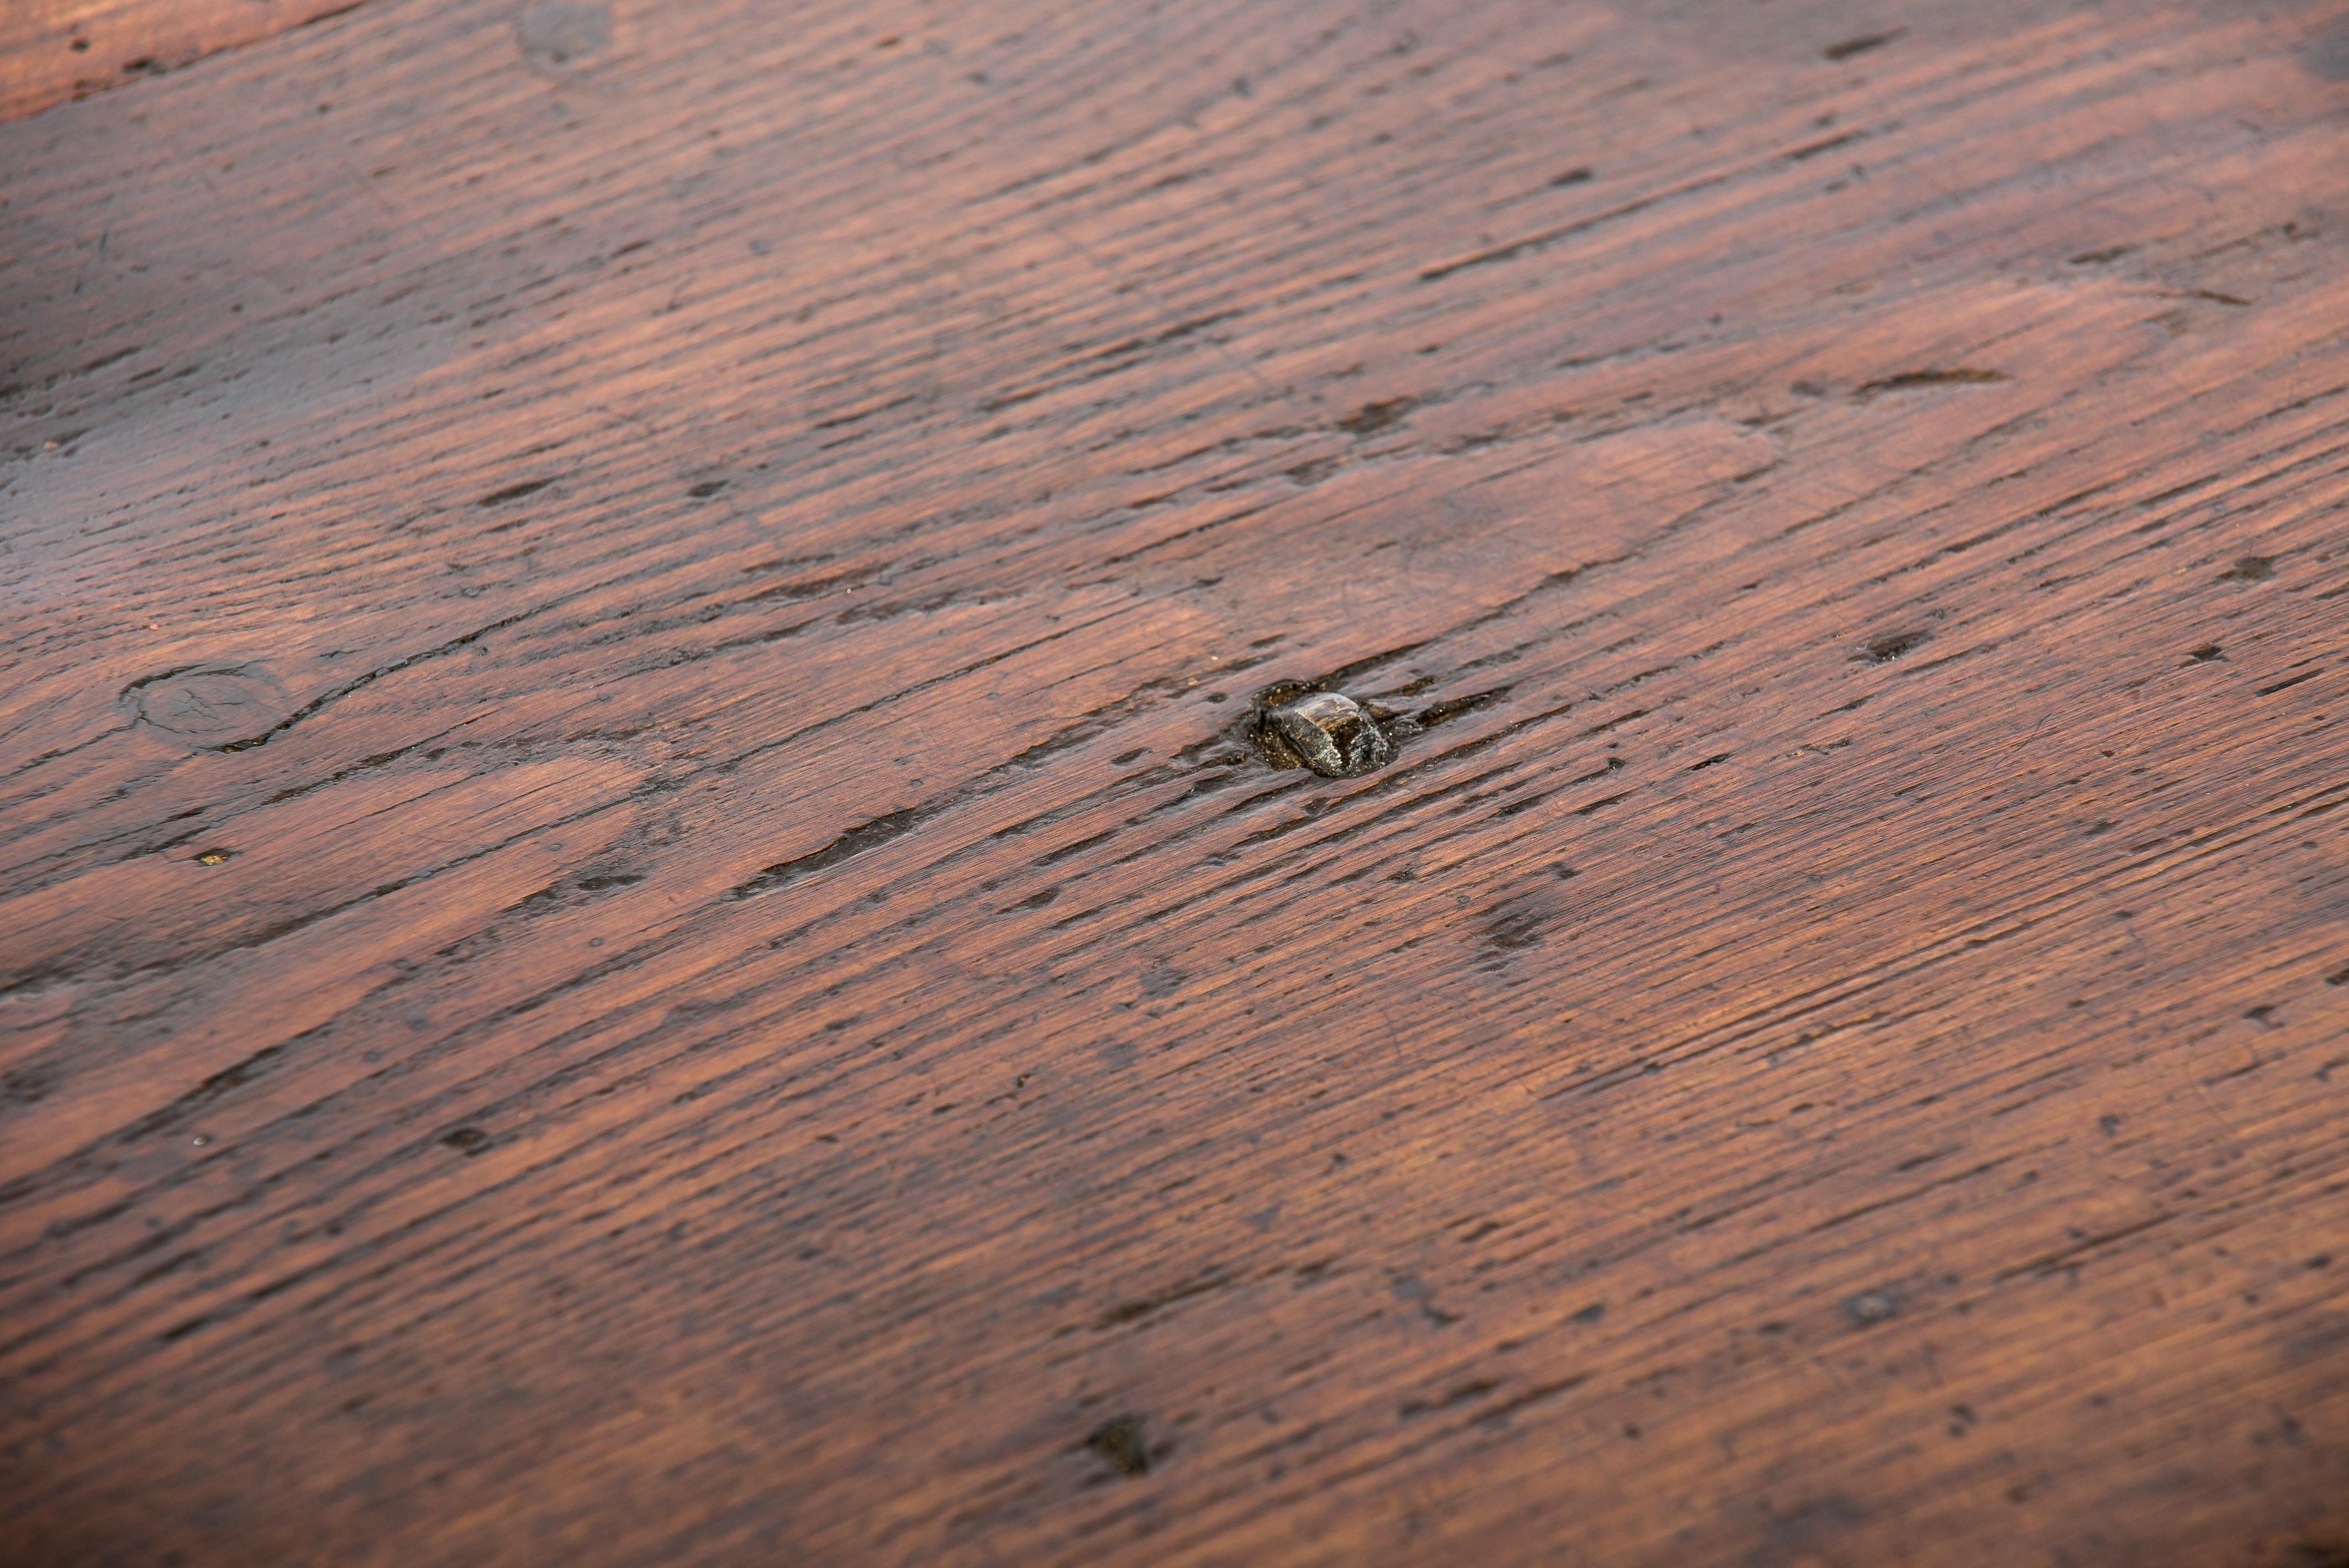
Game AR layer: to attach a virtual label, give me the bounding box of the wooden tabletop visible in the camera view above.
[6,0,2348,1562]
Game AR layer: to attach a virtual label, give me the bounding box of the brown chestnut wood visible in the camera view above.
[4,0,2348,1564]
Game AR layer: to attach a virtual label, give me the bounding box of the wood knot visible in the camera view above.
[123,665,292,750]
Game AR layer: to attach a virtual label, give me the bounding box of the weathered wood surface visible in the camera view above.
[0,0,360,124]
[4,0,2348,1562]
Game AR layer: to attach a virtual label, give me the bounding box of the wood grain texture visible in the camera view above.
[4,0,2349,1564]
[0,0,367,125]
